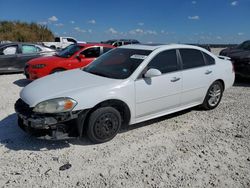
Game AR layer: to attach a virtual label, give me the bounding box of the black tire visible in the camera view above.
[50,68,65,74]
[201,81,223,110]
[87,107,121,144]
[50,45,56,49]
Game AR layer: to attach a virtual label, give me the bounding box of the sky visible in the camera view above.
[0,0,249,44]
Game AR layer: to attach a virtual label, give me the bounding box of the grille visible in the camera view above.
[15,98,33,116]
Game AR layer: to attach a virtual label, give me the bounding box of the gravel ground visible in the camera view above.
[0,73,249,188]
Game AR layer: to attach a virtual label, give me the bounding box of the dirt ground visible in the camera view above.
[0,72,249,188]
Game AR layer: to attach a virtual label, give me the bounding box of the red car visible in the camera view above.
[25,43,114,80]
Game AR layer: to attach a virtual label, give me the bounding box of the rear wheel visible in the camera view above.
[87,107,121,144]
[202,81,223,110]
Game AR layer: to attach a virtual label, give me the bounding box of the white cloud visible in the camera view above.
[238,32,244,36]
[107,28,118,34]
[48,16,58,22]
[129,29,157,35]
[129,29,144,35]
[191,1,197,4]
[55,23,64,27]
[231,1,238,6]
[70,21,75,24]
[88,19,96,24]
[138,22,144,26]
[74,27,86,33]
[160,30,168,34]
[88,29,92,33]
[188,15,200,20]
[37,21,47,25]
[145,30,158,35]
[216,36,222,40]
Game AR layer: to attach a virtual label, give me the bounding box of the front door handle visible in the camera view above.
[171,77,181,82]
[205,70,212,75]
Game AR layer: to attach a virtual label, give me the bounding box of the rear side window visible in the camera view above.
[179,49,205,69]
[81,47,100,58]
[22,45,38,54]
[147,50,179,74]
[55,37,60,42]
[203,52,215,65]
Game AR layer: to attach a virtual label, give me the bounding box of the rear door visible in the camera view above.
[179,48,214,106]
[18,44,41,71]
[0,44,18,72]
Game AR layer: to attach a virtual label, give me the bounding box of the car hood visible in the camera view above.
[28,55,64,65]
[20,69,121,107]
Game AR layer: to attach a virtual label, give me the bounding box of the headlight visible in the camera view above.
[32,64,46,69]
[33,98,77,113]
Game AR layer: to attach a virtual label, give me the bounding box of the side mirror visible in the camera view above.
[76,54,85,61]
[144,68,162,78]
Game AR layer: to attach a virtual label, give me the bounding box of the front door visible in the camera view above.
[78,47,101,68]
[135,49,182,119]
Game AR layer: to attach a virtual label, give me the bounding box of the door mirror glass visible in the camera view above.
[79,54,85,59]
[144,68,162,78]
[76,54,85,61]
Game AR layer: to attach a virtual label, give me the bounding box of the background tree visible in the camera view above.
[0,21,54,42]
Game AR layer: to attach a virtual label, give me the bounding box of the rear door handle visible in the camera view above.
[205,70,212,75]
[171,77,181,82]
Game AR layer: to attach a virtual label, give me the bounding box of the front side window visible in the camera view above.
[0,45,18,55]
[179,49,206,69]
[22,45,38,54]
[57,44,83,58]
[81,47,100,58]
[84,48,152,79]
[147,50,179,74]
[103,47,113,53]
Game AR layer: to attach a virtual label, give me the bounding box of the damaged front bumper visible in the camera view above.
[15,98,89,139]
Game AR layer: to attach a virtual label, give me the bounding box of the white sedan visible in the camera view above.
[15,44,235,143]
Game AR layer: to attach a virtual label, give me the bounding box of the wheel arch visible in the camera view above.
[86,99,131,128]
[215,79,225,91]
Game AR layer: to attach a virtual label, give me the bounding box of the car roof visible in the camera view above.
[119,43,209,51]
[77,43,114,48]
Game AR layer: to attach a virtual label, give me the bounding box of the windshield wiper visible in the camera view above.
[85,70,109,78]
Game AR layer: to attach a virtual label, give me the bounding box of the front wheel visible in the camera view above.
[201,81,223,110]
[87,107,121,144]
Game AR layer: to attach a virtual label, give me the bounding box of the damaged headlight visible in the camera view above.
[33,98,77,113]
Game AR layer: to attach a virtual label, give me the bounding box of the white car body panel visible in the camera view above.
[20,44,235,126]
[135,71,182,118]
[42,37,86,49]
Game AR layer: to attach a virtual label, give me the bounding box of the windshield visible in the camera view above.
[57,44,83,58]
[237,41,250,50]
[83,48,152,79]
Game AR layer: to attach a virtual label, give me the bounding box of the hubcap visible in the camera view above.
[208,84,221,107]
[94,113,119,139]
